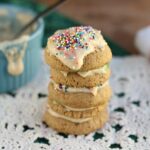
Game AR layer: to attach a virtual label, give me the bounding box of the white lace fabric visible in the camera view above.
[0,55,150,150]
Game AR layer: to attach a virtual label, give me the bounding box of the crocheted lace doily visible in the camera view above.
[0,55,150,150]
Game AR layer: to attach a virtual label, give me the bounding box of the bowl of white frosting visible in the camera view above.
[0,4,44,93]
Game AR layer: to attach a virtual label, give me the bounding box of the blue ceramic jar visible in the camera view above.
[0,4,44,93]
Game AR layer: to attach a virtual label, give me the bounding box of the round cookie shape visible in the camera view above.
[44,26,112,135]
[48,99,108,119]
[46,26,108,71]
[48,83,112,108]
[45,45,112,72]
[50,67,111,88]
[43,108,108,135]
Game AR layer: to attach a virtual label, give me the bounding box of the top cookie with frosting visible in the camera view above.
[45,26,112,71]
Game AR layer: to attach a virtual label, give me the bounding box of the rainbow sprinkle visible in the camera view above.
[51,26,96,62]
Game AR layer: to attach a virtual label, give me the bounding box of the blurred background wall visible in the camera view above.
[1,0,150,53]
[58,0,150,54]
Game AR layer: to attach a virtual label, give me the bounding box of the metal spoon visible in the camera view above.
[13,0,66,39]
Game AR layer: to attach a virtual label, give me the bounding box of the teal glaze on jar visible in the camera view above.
[0,4,44,93]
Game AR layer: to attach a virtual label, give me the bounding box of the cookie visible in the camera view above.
[44,26,112,135]
[48,100,108,119]
[45,26,112,72]
[50,66,111,88]
[45,45,112,72]
[43,108,108,135]
[48,82,112,108]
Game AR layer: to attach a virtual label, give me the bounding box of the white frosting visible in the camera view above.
[52,100,95,112]
[60,64,109,78]
[47,26,107,70]
[47,105,91,123]
[51,79,108,96]
[0,36,29,76]
[64,105,95,111]
[0,10,37,76]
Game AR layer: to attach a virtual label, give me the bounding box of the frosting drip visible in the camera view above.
[47,105,92,123]
[51,79,108,96]
[60,64,109,78]
[0,36,29,76]
[47,26,107,70]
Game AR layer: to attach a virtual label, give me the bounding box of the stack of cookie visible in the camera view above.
[44,26,112,135]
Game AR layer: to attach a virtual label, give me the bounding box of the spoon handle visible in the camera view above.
[14,0,66,39]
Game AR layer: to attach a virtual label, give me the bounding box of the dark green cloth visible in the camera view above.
[0,0,129,56]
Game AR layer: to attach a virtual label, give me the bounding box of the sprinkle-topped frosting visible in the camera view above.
[47,26,107,70]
